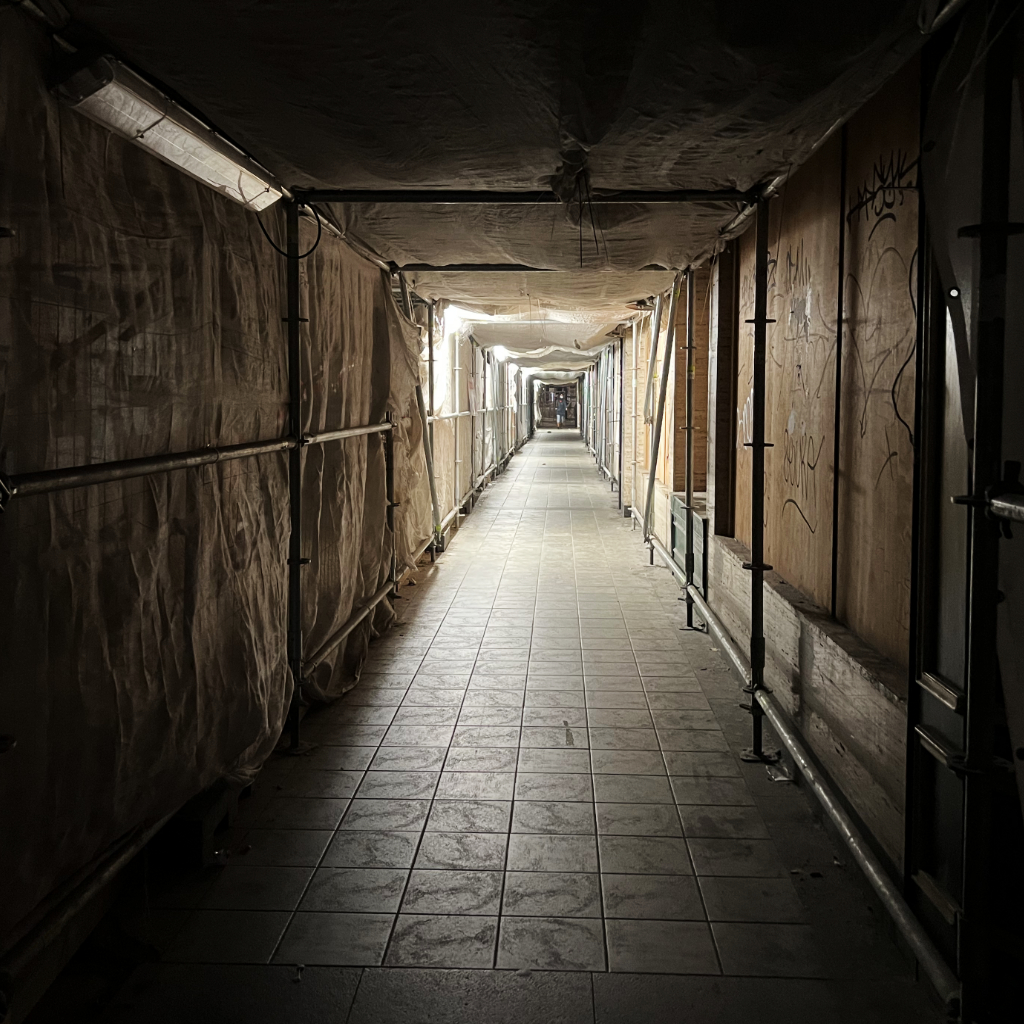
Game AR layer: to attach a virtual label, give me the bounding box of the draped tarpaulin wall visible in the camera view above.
[0,11,431,949]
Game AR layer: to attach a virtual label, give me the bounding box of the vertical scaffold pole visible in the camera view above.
[286,199,304,751]
[684,268,696,628]
[741,198,779,764]
[384,412,397,598]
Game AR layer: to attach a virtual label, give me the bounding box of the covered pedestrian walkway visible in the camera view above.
[101,434,941,1023]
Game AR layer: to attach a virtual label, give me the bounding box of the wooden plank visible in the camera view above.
[708,243,738,536]
[836,59,920,669]
[736,138,842,611]
[674,266,711,493]
[708,535,907,866]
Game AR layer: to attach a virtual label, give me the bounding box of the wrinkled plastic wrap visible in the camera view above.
[0,13,430,948]
[59,1,929,359]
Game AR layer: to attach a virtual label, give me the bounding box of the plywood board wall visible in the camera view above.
[732,62,918,669]
[836,61,919,668]
[736,139,841,612]
[674,266,711,493]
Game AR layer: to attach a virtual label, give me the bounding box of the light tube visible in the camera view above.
[55,57,282,212]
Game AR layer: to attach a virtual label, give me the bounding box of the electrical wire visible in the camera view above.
[255,203,323,259]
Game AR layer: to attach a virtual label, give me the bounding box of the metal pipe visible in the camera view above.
[453,325,461,513]
[643,272,683,543]
[642,294,664,424]
[990,493,1024,521]
[684,268,696,627]
[631,321,638,515]
[1,437,295,502]
[427,301,435,481]
[745,198,772,760]
[285,199,303,752]
[960,15,1014,1016]
[0,424,393,505]
[303,580,395,673]
[304,422,392,445]
[398,272,413,320]
[416,383,441,537]
[384,413,397,597]
[684,585,960,1017]
[831,125,848,618]
[294,188,753,206]
[618,337,625,509]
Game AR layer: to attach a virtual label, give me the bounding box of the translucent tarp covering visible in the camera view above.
[0,13,431,948]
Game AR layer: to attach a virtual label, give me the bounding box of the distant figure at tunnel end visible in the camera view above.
[555,392,567,427]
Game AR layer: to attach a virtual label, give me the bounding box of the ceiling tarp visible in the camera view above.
[58,0,935,367]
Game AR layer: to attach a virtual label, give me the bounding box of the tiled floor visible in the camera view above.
[103,432,944,1023]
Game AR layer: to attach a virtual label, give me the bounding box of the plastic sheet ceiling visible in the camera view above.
[63,0,933,366]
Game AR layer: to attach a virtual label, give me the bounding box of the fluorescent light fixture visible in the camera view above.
[55,57,282,212]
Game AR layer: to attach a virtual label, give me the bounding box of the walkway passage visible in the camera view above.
[105,433,942,1023]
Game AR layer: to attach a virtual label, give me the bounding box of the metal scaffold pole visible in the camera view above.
[741,197,779,764]
[285,199,304,752]
[683,268,696,628]
[643,272,683,550]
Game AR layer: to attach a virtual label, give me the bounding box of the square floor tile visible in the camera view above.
[687,838,786,878]
[369,746,447,771]
[589,727,659,750]
[300,867,407,913]
[340,799,430,832]
[322,830,420,869]
[598,836,693,875]
[426,800,512,833]
[507,834,598,872]
[524,690,587,708]
[403,688,467,707]
[596,803,682,837]
[670,777,753,806]
[712,923,827,977]
[199,866,312,911]
[274,770,362,800]
[602,874,704,920]
[383,724,455,747]
[518,748,591,773]
[591,750,666,776]
[584,691,649,709]
[497,916,605,971]
[606,919,719,974]
[522,707,588,727]
[230,830,332,867]
[502,872,601,918]
[164,910,289,964]
[678,805,770,840]
[699,877,807,923]
[592,774,673,805]
[666,752,741,777]
[385,914,499,968]
[514,773,593,802]
[254,798,348,831]
[394,706,461,726]
[586,709,653,729]
[520,725,589,749]
[660,731,731,753]
[458,706,523,726]
[463,689,525,707]
[415,832,508,870]
[401,870,503,915]
[444,746,518,772]
[512,801,596,835]
[274,912,393,966]
[356,771,439,800]
[436,770,515,800]
[321,725,388,746]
